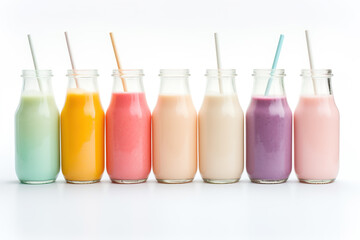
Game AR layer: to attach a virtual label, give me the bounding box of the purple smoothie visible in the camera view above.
[246,96,292,182]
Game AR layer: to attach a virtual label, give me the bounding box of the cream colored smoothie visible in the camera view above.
[199,94,244,183]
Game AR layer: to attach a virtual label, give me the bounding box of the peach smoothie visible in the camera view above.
[61,88,105,183]
[152,95,197,183]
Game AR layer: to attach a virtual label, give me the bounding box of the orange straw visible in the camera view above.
[109,32,127,92]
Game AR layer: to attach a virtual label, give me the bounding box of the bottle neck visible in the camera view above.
[159,69,190,95]
[252,69,286,97]
[67,69,99,92]
[112,69,144,93]
[204,69,237,95]
[21,70,53,95]
[300,69,333,96]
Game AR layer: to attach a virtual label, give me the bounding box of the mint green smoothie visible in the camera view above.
[15,93,60,184]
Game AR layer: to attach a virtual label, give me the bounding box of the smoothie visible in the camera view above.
[246,96,292,182]
[15,93,60,183]
[106,92,151,183]
[294,96,339,182]
[199,94,244,182]
[152,95,197,183]
[61,89,105,183]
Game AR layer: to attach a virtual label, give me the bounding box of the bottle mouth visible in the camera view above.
[112,69,144,77]
[205,69,237,77]
[301,69,333,77]
[252,69,285,77]
[159,69,190,77]
[66,69,99,77]
[22,70,53,78]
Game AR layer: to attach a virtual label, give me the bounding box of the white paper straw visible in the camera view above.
[214,33,223,94]
[305,30,318,95]
[27,34,43,92]
[64,32,79,88]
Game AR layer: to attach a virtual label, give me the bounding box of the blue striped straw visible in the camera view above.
[264,34,284,96]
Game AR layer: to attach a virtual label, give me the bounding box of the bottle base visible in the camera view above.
[250,178,288,184]
[156,178,193,184]
[20,179,56,185]
[66,179,100,184]
[111,178,147,184]
[299,179,335,184]
[203,178,240,184]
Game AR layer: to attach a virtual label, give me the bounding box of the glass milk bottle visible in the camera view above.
[199,69,244,183]
[152,69,197,183]
[246,69,292,184]
[294,69,339,184]
[61,70,105,184]
[106,69,151,183]
[15,70,60,184]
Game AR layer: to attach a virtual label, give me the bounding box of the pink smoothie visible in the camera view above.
[294,96,339,182]
[106,92,151,182]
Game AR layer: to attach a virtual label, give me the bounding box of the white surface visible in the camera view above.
[0,0,359,239]
[1,179,360,240]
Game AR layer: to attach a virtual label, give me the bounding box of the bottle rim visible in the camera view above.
[21,70,53,78]
[159,69,190,77]
[112,69,144,77]
[205,69,237,77]
[252,69,285,77]
[66,69,99,77]
[301,69,333,77]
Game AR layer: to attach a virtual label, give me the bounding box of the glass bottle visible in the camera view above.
[15,70,60,184]
[246,69,292,184]
[295,69,339,184]
[61,70,105,184]
[199,69,244,183]
[152,69,197,183]
[106,69,151,183]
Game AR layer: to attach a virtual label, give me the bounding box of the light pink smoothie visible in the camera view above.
[294,95,339,182]
[106,92,151,182]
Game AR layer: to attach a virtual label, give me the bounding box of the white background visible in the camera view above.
[0,0,359,239]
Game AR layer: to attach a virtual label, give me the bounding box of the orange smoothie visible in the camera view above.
[61,89,105,183]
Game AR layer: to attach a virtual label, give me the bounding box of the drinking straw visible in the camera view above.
[305,30,318,95]
[64,32,79,88]
[214,33,223,94]
[264,34,284,96]
[27,34,43,92]
[109,32,128,92]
